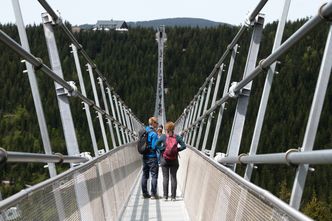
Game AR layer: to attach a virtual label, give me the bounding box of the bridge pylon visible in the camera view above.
[154,25,167,126]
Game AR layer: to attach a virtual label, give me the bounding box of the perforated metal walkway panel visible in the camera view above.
[120,168,189,221]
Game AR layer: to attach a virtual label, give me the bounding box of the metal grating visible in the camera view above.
[0,143,141,221]
[177,147,311,221]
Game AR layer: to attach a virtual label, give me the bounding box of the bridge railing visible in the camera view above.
[1,0,143,178]
[176,0,332,211]
[0,1,144,219]
[0,142,141,221]
[178,146,311,221]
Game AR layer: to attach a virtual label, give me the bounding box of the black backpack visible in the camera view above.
[137,129,150,154]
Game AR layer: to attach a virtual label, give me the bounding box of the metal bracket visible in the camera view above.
[240,88,251,97]
[258,59,268,72]
[229,82,239,98]
[285,148,299,166]
[56,81,78,97]
[34,57,44,70]
[238,153,248,164]
[42,12,57,25]
[55,153,64,164]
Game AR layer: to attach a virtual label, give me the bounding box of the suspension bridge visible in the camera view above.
[0,0,332,220]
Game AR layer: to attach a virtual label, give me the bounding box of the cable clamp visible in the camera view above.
[238,153,248,164]
[229,82,239,98]
[55,153,64,164]
[318,3,332,22]
[34,57,44,70]
[258,59,268,72]
[285,148,298,166]
[66,81,78,97]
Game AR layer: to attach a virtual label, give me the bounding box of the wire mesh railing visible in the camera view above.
[0,143,141,221]
[0,1,144,220]
[177,147,312,221]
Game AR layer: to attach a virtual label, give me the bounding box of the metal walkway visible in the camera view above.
[120,168,189,221]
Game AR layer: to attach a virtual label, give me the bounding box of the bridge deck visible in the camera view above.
[120,167,189,221]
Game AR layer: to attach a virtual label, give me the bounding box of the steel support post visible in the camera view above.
[188,100,199,144]
[182,109,190,131]
[226,15,264,171]
[106,88,122,146]
[186,104,195,129]
[181,114,187,131]
[210,45,239,158]
[12,0,56,177]
[184,106,194,142]
[202,64,224,151]
[191,97,201,125]
[244,0,290,180]
[196,79,214,148]
[118,101,130,143]
[124,109,133,141]
[176,114,185,134]
[122,105,131,141]
[87,64,110,152]
[154,26,167,126]
[125,107,132,131]
[130,115,137,132]
[190,94,204,145]
[196,90,207,121]
[71,44,99,156]
[125,109,133,140]
[42,13,80,158]
[42,12,94,221]
[98,77,116,148]
[290,24,332,209]
[128,110,135,141]
[188,101,198,145]
[114,95,127,143]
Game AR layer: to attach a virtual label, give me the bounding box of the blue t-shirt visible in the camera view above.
[144,126,158,158]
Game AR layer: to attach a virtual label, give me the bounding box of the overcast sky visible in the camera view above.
[0,0,328,26]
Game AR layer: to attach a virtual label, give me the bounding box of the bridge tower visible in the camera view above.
[154,25,167,126]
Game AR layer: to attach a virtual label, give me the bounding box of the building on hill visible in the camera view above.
[93,20,128,31]
[71,26,81,33]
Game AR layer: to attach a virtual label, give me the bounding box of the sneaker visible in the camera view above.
[171,197,176,201]
[151,194,160,200]
[164,196,168,201]
[143,193,151,199]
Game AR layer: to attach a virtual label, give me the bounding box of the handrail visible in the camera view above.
[215,148,332,165]
[36,0,143,129]
[175,0,269,124]
[0,141,137,211]
[180,2,332,133]
[0,29,136,137]
[187,146,312,221]
[0,148,87,164]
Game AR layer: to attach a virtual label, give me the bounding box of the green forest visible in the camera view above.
[0,19,332,219]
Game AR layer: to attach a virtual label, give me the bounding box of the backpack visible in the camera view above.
[137,129,149,154]
[163,135,178,160]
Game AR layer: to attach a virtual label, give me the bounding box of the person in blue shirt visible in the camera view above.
[141,117,160,199]
[156,121,186,201]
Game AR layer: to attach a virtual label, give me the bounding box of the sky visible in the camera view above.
[0,0,328,26]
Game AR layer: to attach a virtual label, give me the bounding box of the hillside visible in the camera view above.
[79,17,229,30]
[127,17,229,28]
